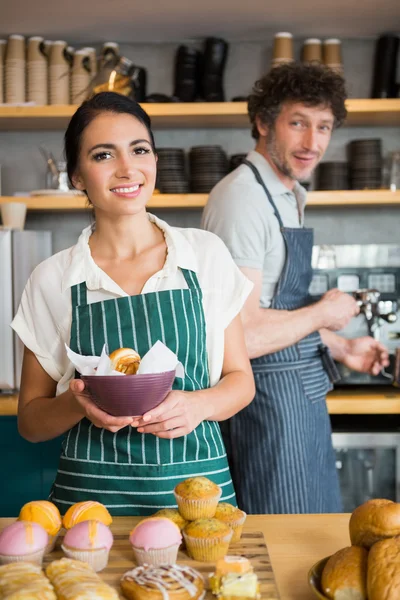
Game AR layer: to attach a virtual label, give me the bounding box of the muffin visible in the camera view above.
[19,500,62,553]
[61,520,113,572]
[174,477,222,520]
[121,564,204,600]
[130,517,182,566]
[62,501,112,530]
[214,503,247,543]
[0,521,48,566]
[153,508,188,531]
[183,518,233,562]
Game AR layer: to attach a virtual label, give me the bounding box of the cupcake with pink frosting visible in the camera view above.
[130,517,182,566]
[61,519,113,572]
[0,521,48,565]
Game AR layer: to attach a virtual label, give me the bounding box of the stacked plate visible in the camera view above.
[189,145,229,193]
[348,139,382,190]
[315,162,349,190]
[156,148,189,194]
[229,153,247,172]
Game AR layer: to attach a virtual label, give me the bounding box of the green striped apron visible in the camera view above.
[50,268,236,516]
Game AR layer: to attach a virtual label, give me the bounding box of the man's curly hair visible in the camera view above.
[248,62,347,139]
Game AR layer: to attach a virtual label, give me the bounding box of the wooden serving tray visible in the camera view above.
[44,527,280,599]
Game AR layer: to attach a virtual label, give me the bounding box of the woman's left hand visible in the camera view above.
[131,390,208,439]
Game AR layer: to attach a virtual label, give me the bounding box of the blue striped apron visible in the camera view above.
[50,267,236,515]
[221,159,342,514]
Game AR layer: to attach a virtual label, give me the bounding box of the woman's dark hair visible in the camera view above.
[248,62,348,139]
[64,91,156,185]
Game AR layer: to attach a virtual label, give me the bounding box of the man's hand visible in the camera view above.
[317,288,360,331]
[342,337,390,375]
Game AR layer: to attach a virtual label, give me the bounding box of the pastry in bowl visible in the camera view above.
[109,347,141,375]
[120,564,204,600]
[321,546,368,600]
[368,535,400,600]
[349,498,400,549]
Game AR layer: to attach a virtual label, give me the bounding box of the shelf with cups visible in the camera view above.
[1,190,400,211]
[3,387,400,416]
[0,99,400,130]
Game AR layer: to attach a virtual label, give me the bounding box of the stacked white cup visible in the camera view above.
[5,35,26,103]
[27,36,48,105]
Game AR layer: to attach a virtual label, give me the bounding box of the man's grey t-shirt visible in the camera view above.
[202,150,307,308]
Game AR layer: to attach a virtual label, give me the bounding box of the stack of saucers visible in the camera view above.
[316,161,349,190]
[229,153,247,172]
[189,146,229,193]
[156,148,189,194]
[348,139,382,190]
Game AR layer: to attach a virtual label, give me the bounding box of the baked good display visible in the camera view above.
[61,519,114,572]
[109,347,141,375]
[321,546,368,600]
[0,561,56,599]
[174,477,222,520]
[349,498,400,549]
[18,500,62,553]
[0,520,48,566]
[182,518,233,562]
[368,535,400,600]
[214,504,246,543]
[120,564,205,600]
[129,517,182,566]
[62,500,112,530]
[46,557,119,599]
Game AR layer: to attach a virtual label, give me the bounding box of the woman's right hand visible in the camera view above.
[69,379,134,433]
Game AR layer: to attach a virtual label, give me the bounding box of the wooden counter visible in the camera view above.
[0,513,350,600]
[2,387,400,416]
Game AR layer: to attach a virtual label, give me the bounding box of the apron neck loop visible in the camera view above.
[243,159,285,229]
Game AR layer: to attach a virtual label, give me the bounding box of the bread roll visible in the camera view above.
[109,347,141,375]
[350,499,400,549]
[321,546,368,600]
[368,535,400,600]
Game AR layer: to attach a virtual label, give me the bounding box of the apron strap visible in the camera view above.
[71,281,88,308]
[181,268,202,296]
[243,158,285,229]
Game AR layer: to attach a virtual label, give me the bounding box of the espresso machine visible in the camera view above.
[309,244,400,385]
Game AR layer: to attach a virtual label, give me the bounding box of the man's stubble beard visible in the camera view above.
[266,127,321,183]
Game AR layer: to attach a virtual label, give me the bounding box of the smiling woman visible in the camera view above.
[11,91,255,516]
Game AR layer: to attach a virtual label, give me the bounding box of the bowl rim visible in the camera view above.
[81,369,176,380]
[308,555,331,600]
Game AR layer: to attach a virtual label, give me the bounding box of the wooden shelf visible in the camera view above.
[1,190,400,211]
[3,387,400,416]
[0,99,399,130]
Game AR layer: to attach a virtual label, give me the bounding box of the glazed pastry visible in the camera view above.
[174,477,222,520]
[46,557,119,600]
[214,504,247,543]
[121,564,204,600]
[0,521,48,566]
[19,500,62,553]
[109,347,141,375]
[61,520,114,572]
[210,556,253,594]
[62,500,112,529]
[218,572,260,599]
[0,561,56,599]
[130,517,182,566]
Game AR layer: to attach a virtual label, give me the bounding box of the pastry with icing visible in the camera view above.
[120,564,205,600]
[61,519,114,572]
[62,500,112,529]
[46,557,119,600]
[0,561,56,599]
[18,500,62,553]
[0,520,48,566]
[130,517,182,566]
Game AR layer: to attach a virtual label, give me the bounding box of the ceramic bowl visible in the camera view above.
[308,556,331,600]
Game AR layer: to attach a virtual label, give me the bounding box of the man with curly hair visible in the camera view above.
[202,62,389,514]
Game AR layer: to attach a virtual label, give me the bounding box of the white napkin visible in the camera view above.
[65,341,184,378]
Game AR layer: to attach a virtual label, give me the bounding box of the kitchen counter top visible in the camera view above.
[2,387,400,416]
[0,513,350,600]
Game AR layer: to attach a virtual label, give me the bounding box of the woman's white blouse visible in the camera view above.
[11,213,253,394]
